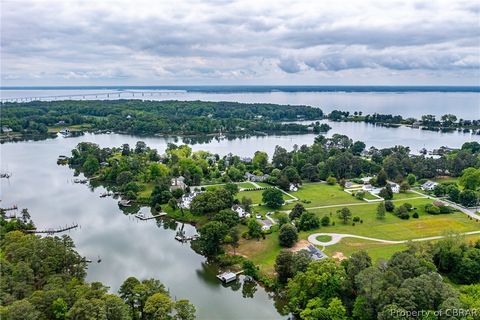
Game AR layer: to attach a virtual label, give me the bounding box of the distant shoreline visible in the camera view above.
[1,85,480,93]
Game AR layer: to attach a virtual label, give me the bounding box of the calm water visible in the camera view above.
[0,135,286,320]
[1,88,479,119]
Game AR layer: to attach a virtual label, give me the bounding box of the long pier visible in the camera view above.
[25,223,79,235]
[0,90,186,103]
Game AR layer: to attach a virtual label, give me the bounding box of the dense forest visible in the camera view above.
[0,100,325,137]
[0,214,197,320]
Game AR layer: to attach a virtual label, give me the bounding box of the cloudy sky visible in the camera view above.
[1,0,479,86]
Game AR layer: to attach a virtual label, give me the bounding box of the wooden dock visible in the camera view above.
[134,212,167,220]
[25,223,79,235]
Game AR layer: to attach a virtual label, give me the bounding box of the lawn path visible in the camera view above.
[308,230,480,247]
[279,196,428,213]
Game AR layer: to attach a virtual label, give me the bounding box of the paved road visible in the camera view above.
[410,189,480,220]
[308,230,480,247]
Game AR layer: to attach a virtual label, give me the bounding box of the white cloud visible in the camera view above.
[1,0,479,85]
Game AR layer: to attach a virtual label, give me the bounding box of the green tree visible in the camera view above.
[275,250,295,284]
[337,207,352,224]
[298,212,320,231]
[279,224,298,247]
[286,259,347,314]
[406,173,416,186]
[246,218,262,240]
[83,155,100,176]
[195,221,229,256]
[67,298,107,320]
[289,203,307,220]
[459,167,480,190]
[52,298,68,320]
[3,300,40,320]
[253,151,269,171]
[143,293,174,320]
[174,300,196,320]
[459,190,478,207]
[104,294,129,320]
[376,202,386,219]
[376,169,388,186]
[213,209,239,228]
[224,182,239,196]
[262,188,284,209]
[240,196,252,212]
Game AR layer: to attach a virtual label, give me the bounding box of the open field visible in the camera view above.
[235,189,266,205]
[284,182,364,209]
[323,232,480,263]
[235,231,280,276]
[306,198,480,240]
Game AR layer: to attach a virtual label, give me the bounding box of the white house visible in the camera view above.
[361,176,373,184]
[170,176,187,191]
[245,172,269,182]
[421,181,439,191]
[180,191,201,209]
[289,183,299,192]
[232,205,250,218]
[388,182,400,193]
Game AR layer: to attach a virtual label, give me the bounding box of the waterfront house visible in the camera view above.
[245,172,270,182]
[171,176,187,191]
[1,127,13,133]
[180,191,201,209]
[421,180,439,191]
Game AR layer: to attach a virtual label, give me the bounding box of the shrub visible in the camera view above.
[353,216,360,222]
[355,191,365,200]
[412,212,419,218]
[326,176,337,185]
[321,215,330,226]
[385,200,395,212]
[425,204,441,215]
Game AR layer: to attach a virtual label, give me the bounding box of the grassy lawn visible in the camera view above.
[392,191,426,200]
[432,176,459,185]
[284,183,364,209]
[323,238,408,262]
[307,198,480,241]
[47,124,92,132]
[236,190,266,204]
[323,230,480,263]
[315,235,332,242]
[363,192,380,200]
[235,232,281,276]
[237,182,257,189]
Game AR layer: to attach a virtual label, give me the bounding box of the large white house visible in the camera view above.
[421,181,439,191]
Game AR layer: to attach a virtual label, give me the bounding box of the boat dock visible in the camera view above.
[25,223,79,235]
[174,234,199,242]
[0,205,18,212]
[134,212,167,220]
[216,270,244,283]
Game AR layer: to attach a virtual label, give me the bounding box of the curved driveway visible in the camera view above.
[308,231,480,247]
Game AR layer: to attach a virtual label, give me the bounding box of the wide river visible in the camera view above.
[1,88,479,118]
[1,89,479,319]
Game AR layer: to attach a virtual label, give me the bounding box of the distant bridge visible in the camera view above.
[0,90,187,103]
